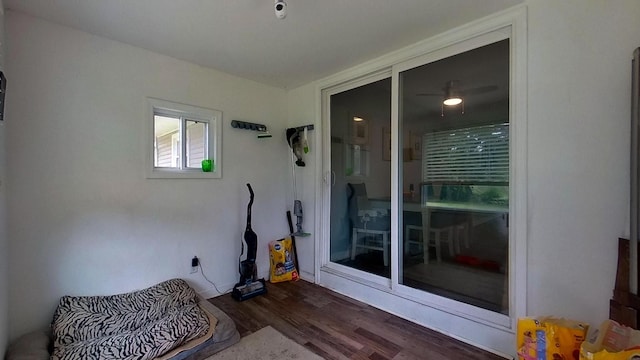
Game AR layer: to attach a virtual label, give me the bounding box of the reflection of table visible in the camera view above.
[421,202,507,263]
[369,197,508,214]
[369,197,508,262]
[425,201,508,214]
[357,209,388,218]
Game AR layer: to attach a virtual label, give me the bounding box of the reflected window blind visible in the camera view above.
[422,123,509,183]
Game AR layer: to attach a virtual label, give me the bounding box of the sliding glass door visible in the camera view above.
[323,36,512,316]
[398,40,510,314]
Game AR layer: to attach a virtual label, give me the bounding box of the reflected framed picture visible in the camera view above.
[410,131,422,160]
[382,127,391,161]
[352,117,369,145]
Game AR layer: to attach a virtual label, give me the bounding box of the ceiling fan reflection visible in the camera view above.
[417,80,498,116]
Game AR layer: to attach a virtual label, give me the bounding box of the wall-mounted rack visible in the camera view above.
[231,120,272,138]
[230,120,267,132]
[287,124,314,133]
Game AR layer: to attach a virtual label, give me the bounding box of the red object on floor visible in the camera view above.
[454,254,476,265]
[455,255,501,272]
[468,257,482,266]
[481,260,501,272]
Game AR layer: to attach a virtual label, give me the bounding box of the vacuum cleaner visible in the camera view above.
[231,183,267,301]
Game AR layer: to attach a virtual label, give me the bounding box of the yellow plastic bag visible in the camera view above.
[580,319,640,360]
[268,237,299,283]
[517,316,588,360]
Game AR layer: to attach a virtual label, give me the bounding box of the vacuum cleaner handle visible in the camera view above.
[246,183,254,228]
[244,183,258,261]
[247,183,255,200]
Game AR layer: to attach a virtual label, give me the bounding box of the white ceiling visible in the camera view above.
[4,0,523,89]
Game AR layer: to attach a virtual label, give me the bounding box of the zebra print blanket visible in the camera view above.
[51,279,210,360]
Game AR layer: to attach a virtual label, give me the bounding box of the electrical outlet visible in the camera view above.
[190,256,199,274]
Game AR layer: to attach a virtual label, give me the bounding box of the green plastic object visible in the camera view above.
[201,159,213,172]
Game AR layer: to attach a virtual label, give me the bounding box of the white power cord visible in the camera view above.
[197,258,226,295]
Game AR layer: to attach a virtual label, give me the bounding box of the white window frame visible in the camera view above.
[170,132,180,168]
[147,98,222,179]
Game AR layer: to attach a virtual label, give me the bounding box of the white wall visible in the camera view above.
[0,2,7,356]
[525,0,639,324]
[287,0,640,353]
[6,11,289,340]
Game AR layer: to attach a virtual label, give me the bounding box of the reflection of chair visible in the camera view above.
[347,183,391,266]
[420,211,456,263]
[453,213,470,250]
[417,183,470,263]
[405,224,424,257]
[404,213,457,264]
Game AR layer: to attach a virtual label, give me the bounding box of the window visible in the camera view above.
[147,98,222,178]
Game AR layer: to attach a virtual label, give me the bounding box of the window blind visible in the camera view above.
[422,123,509,183]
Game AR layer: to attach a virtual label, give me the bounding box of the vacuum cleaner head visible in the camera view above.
[232,278,266,301]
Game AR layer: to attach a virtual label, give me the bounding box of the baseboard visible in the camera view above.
[299,270,315,282]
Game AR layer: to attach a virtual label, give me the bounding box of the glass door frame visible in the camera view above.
[317,7,527,338]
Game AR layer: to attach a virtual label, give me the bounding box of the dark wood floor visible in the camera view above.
[208,280,506,360]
